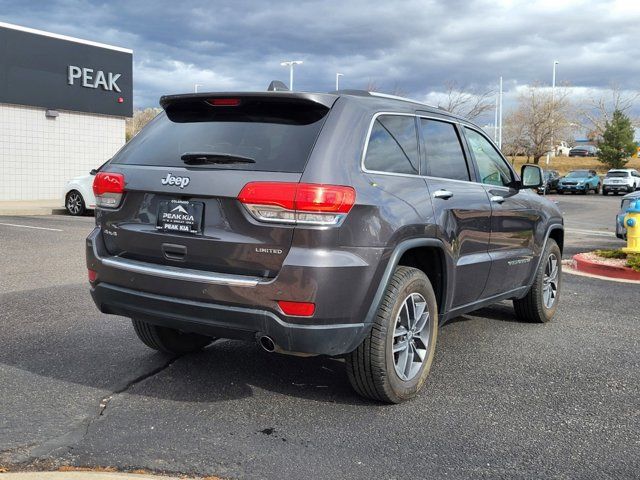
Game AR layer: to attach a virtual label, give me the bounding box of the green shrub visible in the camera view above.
[594,249,627,259]
[626,254,640,272]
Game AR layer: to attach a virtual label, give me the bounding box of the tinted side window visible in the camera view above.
[464,128,513,187]
[420,119,469,181]
[364,115,419,175]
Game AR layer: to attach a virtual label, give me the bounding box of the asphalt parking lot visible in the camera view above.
[1,194,638,479]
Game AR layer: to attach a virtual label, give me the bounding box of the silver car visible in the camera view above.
[616,191,640,239]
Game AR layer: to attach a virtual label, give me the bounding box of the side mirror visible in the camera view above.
[520,164,543,189]
[90,169,98,176]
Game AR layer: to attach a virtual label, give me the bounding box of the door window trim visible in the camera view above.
[461,125,518,188]
[360,111,480,186]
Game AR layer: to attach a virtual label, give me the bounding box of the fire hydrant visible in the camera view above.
[623,199,640,254]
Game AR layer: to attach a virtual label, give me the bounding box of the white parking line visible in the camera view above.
[565,228,616,238]
[0,222,63,232]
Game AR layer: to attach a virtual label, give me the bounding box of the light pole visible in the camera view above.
[194,84,203,93]
[280,60,303,91]
[494,95,499,142]
[335,73,343,90]
[551,60,559,157]
[498,76,503,149]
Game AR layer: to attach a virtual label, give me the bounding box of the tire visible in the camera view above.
[557,190,564,195]
[65,190,86,216]
[346,266,438,404]
[602,189,608,196]
[513,239,561,323]
[594,184,601,194]
[132,318,214,354]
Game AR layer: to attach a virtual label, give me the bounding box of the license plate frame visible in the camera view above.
[156,199,204,234]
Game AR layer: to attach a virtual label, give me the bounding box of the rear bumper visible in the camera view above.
[603,184,633,191]
[91,282,369,356]
[86,227,385,356]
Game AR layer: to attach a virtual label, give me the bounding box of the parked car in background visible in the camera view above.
[538,170,561,194]
[555,142,571,156]
[616,191,640,239]
[602,169,640,195]
[557,169,601,194]
[568,145,598,157]
[63,162,106,215]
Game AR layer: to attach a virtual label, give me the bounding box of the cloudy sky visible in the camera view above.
[2,0,639,121]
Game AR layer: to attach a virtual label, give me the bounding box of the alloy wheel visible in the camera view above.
[67,193,82,214]
[392,293,431,381]
[542,253,559,309]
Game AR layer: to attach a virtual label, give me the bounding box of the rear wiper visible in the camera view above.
[181,152,256,165]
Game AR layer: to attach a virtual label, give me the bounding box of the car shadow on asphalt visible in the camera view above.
[130,339,385,406]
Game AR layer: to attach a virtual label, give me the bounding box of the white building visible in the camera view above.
[0,22,133,201]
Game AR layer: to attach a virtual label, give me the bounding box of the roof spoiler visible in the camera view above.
[159,92,338,111]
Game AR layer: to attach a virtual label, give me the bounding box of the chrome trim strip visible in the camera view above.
[99,256,263,287]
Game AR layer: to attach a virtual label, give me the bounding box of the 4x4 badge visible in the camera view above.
[161,173,190,188]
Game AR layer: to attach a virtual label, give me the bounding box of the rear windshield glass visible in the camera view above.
[606,171,629,177]
[111,99,329,173]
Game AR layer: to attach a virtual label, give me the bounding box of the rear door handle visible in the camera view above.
[433,189,454,199]
[490,195,505,204]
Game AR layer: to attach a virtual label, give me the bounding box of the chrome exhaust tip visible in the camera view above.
[258,335,276,353]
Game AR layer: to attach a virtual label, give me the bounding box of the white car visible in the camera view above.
[63,166,102,215]
[602,169,640,195]
[555,141,571,156]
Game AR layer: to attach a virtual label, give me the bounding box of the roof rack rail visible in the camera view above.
[368,91,439,109]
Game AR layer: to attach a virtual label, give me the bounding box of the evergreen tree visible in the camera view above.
[597,110,637,169]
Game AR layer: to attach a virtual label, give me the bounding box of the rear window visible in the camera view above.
[111,99,329,173]
[607,171,629,178]
[364,115,419,175]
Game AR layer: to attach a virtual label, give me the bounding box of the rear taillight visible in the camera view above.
[278,300,315,317]
[93,172,125,208]
[88,269,97,283]
[238,182,356,226]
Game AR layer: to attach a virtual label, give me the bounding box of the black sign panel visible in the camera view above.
[0,25,133,117]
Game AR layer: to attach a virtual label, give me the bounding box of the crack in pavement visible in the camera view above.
[1,354,182,468]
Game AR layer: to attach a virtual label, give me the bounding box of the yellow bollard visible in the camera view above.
[622,200,640,254]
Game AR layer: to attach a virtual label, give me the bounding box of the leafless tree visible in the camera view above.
[502,109,531,161]
[578,84,639,140]
[436,81,495,120]
[504,84,572,164]
[126,108,162,141]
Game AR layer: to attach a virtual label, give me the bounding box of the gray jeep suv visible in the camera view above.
[87,90,564,403]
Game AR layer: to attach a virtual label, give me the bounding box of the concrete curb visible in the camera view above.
[0,470,205,480]
[0,201,68,216]
[0,472,187,479]
[571,253,640,282]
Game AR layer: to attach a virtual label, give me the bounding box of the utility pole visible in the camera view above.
[551,60,559,157]
[494,95,499,142]
[280,60,303,91]
[335,73,343,90]
[498,76,503,149]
